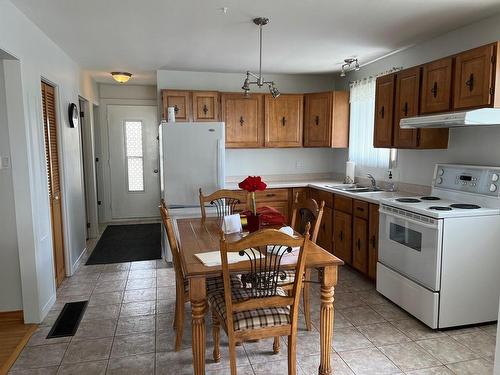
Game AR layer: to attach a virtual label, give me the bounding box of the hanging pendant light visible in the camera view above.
[111,72,132,83]
[241,17,280,98]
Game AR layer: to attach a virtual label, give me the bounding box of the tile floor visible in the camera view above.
[9,236,497,374]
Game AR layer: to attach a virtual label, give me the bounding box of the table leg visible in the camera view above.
[190,277,207,375]
[319,265,337,375]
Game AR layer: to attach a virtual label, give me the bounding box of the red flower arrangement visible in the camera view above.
[238,176,267,215]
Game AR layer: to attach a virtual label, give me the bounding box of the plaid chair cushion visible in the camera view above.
[208,287,290,332]
[183,275,242,293]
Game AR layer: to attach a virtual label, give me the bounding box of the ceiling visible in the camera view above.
[11,0,500,84]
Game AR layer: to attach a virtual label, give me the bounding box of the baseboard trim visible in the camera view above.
[0,310,23,323]
[39,293,56,324]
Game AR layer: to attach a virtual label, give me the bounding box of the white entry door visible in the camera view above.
[108,105,159,219]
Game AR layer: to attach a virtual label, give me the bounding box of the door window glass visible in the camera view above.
[389,223,422,251]
[125,121,144,191]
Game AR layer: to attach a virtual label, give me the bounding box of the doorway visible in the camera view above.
[107,105,159,219]
[41,81,65,287]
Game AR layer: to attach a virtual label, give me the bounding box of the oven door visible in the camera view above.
[378,205,443,291]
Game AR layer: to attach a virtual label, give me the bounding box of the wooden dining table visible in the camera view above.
[175,217,344,375]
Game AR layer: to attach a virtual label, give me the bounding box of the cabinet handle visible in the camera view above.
[371,235,377,248]
[379,106,385,119]
[357,239,361,250]
[315,115,320,125]
[339,231,343,241]
[465,73,474,91]
[431,81,438,98]
[174,105,179,113]
[281,117,286,126]
[266,193,276,197]
[356,207,364,212]
[203,104,209,115]
[239,116,244,126]
[403,102,409,117]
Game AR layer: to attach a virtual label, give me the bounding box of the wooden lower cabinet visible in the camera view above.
[317,206,333,252]
[353,217,368,274]
[368,204,379,280]
[333,210,352,265]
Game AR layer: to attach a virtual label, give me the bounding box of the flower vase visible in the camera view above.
[246,213,261,233]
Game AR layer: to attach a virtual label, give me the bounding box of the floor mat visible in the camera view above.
[46,301,88,338]
[85,223,161,265]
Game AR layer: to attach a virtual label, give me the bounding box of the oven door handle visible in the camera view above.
[380,208,439,230]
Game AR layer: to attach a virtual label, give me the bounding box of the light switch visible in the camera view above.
[0,156,10,169]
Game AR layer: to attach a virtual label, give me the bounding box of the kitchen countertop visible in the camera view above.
[225,179,416,205]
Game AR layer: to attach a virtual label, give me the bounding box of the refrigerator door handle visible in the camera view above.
[217,139,225,189]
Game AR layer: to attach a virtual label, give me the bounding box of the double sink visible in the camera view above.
[323,183,385,194]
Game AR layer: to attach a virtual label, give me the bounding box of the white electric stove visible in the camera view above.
[377,164,500,329]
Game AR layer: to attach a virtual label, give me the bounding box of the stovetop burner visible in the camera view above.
[450,204,481,209]
[396,198,421,203]
[421,196,441,201]
[429,206,453,211]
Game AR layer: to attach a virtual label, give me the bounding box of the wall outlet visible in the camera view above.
[0,156,10,169]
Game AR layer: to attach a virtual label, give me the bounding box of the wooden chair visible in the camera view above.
[286,192,325,331]
[159,203,242,351]
[199,188,246,223]
[209,226,311,375]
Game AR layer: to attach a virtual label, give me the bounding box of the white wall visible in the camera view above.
[337,12,500,186]
[0,1,97,321]
[0,59,23,311]
[157,69,345,177]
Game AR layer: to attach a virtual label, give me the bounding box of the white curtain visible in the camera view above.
[348,78,391,169]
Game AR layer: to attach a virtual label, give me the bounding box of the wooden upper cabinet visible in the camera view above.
[161,90,191,122]
[453,43,497,110]
[265,94,304,148]
[303,91,349,148]
[373,74,396,148]
[421,57,453,114]
[394,67,420,148]
[221,93,264,148]
[192,91,219,121]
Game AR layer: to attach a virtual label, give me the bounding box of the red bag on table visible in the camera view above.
[240,206,286,227]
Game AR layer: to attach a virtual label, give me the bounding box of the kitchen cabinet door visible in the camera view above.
[368,204,379,280]
[394,67,420,148]
[303,92,331,147]
[316,206,333,252]
[454,43,497,110]
[161,90,191,122]
[353,217,368,274]
[421,57,453,114]
[265,94,304,147]
[373,74,396,148]
[221,93,264,148]
[192,91,219,121]
[333,210,352,265]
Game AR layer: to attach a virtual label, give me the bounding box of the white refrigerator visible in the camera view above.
[159,121,225,261]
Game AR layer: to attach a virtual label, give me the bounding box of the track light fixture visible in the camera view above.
[340,58,360,77]
[241,17,280,98]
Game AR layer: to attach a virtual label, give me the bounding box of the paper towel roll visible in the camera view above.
[346,161,355,184]
[167,106,176,123]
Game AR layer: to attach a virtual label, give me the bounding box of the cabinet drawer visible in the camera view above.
[255,189,289,202]
[353,200,369,219]
[334,195,352,214]
[310,188,334,208]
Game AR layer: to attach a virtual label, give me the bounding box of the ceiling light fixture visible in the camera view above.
[340,58,360,78]
[241,17,280,98]
[111,72,132,84]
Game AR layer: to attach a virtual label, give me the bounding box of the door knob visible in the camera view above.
[153,169,159,173]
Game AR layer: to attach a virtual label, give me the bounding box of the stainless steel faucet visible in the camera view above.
[367,174,377,188]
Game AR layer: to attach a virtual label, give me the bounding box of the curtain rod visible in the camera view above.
[349,66,403,86]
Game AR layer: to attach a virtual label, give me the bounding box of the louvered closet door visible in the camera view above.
[41,81,65,287]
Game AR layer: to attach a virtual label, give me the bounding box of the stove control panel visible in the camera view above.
[433,164,500,197]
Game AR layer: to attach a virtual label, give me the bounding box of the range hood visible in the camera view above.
[400,108,500,129]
